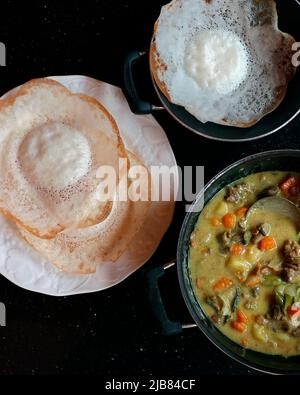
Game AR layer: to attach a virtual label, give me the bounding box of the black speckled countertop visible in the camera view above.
[0,0,299,377]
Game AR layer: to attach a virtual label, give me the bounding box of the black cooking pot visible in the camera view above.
[123,0,300,142]
[146,150,300,375]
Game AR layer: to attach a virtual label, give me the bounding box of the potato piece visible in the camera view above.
[276,332,290,343]
[227,256,253,281]
[246,245,262,264]
[215,202,229,217]
[253,324,269,343]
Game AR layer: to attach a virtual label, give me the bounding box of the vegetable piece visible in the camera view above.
[285,284,298,298]
[235,207,248,218]
[259,236,277,251]
[213,277,233,292]
[211,217,221,227]
[284,295,294,313]
[280,176,297,194]
[231,287,241,312]
[227,256,253,282]
[287,305,300,318]
[206,296,222,313]
[273,284,300,315]
[219,286,238,317]
[237,309,248,324]
[231,321,247,333]
[246,275,261,288]
[238,217,248,231]
[253,324,269,343]
[290,308,300,328]
[222,213,236,230]
[274,285,286,307]
[276,332,290,342]
[207,287,238,324]
[243,230,252,245]
[263,274,283,287]
[215,201,228,217]
[230,244,245,256]
[246,245,261,264]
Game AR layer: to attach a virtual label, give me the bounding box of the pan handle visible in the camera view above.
[145,261,197,336]
[123,50,164,115]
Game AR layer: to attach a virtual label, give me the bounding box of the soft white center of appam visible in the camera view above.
[19,122,91,190]
[185,30,249,95]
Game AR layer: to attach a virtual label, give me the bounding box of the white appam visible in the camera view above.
[0,79,126,239]
[150,0,297,127]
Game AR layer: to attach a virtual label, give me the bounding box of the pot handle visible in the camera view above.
[145,261,197,336]
[123,51,164,115]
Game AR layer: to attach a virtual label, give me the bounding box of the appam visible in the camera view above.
[18,151,151,274]
[0,79,127,239]
[150,0,297,127]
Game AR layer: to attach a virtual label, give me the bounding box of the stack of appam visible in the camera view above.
[0,78,151,274]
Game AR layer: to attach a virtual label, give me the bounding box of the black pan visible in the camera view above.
[123,0,300,142]
[146,150,300,375]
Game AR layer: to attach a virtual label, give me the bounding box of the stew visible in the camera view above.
[190,171,300,356]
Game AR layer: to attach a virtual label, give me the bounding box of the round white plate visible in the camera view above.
[0,75,177,296]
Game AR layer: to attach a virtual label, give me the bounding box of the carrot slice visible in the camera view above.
[213,277,233,292]
[230,243,245,256]
[222,213,236,230]
[287,306,300,318]
[211,217,221,227]
[245,276,261,288]
[259,236,277,251]
[231,321,247,333]
[235,207,248,217]
[237,309,248,324]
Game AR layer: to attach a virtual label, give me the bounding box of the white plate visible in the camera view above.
[0,75,178,296]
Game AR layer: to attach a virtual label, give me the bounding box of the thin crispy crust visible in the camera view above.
[149,0,297,128]
[0,78,127,239]
[19,149,152,275]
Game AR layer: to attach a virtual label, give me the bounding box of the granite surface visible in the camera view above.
[0,0,299,376]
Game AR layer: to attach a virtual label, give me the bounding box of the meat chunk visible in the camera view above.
[225,183,252,204]
[282,240,300,284]
[266,304,284,321]
[255,315,268,326]
[283,240,300,263]
[220,230,243,249]
[266,186,280,197]
[282,268,300,284]
[290,327,300,337]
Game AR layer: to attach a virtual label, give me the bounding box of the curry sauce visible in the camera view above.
[190,171,300,356]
